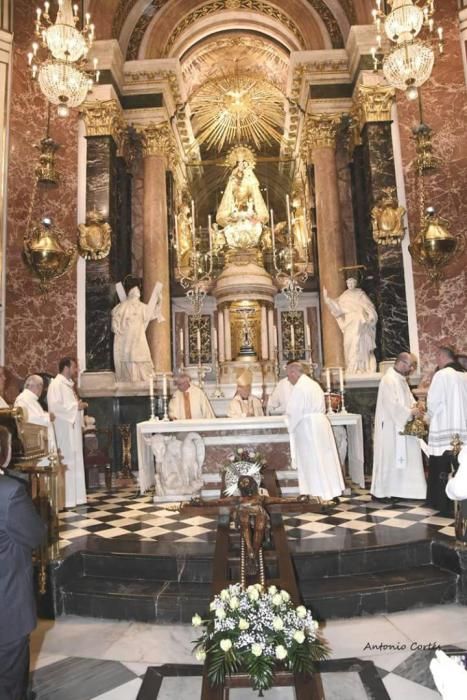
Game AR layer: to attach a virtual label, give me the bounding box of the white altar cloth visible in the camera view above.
[136,414,365,494]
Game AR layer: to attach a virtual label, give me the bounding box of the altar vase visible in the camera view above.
[285,362,344,501]
[371,354,426,501]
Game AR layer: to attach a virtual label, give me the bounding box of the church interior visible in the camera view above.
[1,0,467,698]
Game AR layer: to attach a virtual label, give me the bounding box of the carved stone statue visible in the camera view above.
[323,278,378,374]
[111,282,164,383]
[146,431,205,497]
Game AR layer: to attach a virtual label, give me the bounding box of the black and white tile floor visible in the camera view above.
[31,605,467,699]
[58,486,455,551]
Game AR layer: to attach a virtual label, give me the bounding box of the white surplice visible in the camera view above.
[168,385,215,420]
[427,367,467,456]
[227,394,264,418]
[371,367,426,499]
[286,374,344,500]
[267,378,293,415]
[47,374,86,508]
[14,388,56,452]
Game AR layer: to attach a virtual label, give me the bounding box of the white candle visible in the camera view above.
[325,368,331,393]
[149,373,154,398]
[339,367,344,393]
[306,324,311,350]
[174,210,179,252]
[270,209,275,250]
[179,326,184,353]
[191,199,196,247]
[290,324,295,351]
[208,215,212,251]
[274,325,278,350]
[162,373,168,397]
[197,328,201,354]
[286,194,292,235]
[213,326,217,352]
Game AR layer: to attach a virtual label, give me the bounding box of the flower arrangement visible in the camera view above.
[192,583,329,694]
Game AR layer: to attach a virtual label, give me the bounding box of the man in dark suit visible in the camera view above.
[0,426,46,700]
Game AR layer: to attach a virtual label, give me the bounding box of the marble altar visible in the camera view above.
[136,414,364,496]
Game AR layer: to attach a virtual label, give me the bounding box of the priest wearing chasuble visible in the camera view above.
[285,362,344,502]
[168,373,215,420]
[227,370,263,418]
[371,353,426,502]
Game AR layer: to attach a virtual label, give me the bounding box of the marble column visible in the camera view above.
[351,85,409,360]
[307,114,345,368]
[139,123,173,373]
[82,100,132,371]
[0,16,12,361]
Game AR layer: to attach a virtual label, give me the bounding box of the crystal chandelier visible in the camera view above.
[28,0,99,117]
[371,0,443,100]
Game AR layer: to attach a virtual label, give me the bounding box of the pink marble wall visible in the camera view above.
[5,0,78,377]
[396,0,467,383]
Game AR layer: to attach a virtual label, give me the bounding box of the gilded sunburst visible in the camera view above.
[190,72,285,151]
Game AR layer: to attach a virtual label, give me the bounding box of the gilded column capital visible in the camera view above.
[355,84,395,127]
[81,99,126,153]
[138,122,175,164]
[306,113,342,151]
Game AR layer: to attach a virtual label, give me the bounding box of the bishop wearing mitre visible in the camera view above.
[227,370,264,418]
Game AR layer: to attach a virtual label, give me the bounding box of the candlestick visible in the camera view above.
[149,373,154,398]
[325,368,331,393]
[339,367,344,393]
[286,194,292,234]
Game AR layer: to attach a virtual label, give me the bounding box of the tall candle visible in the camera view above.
[162,373,168,397]
[339,367,344,393]
[306,324,311,350]
[213,326,218,352]
[179,326,184,353]
[197,328,202,355]
[270,209,275,251]
[208,214,212,251]
[191,199,196,247]
[290,324,295,351]
[325,368,331,393]
[286,194,292,235]
[149,373,154,398]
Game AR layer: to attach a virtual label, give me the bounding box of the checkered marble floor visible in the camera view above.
[58,486,455,550]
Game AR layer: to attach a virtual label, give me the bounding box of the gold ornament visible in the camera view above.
[356,84,395,126]
[78,211,112,260]
[23,218,76,290]
[34,136,60,184]
[409,210,465,283]
[307,113,342,151]
[371,188,406,246]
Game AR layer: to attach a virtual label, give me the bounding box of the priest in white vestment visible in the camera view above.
[285,362,344,501]
[14,375,56,452]
[426,346,467,515]
[168,373,215,420]
[267,376,293,415]
[227,370,263,418]
[47,358,87,508]
[371,353,426,501]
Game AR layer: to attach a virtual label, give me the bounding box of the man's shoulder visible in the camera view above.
[0,473,25,498]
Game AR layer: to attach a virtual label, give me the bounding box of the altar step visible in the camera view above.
[56,540,458,622]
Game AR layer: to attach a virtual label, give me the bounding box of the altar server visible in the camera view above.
[285,362,344,502]
[371,352,426,502]
[47,358,87,508]
[168,373,215,420]
[227,370,263,418]
[426,346,467,515]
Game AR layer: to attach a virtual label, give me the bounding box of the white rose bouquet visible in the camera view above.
[192,583,329,694]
